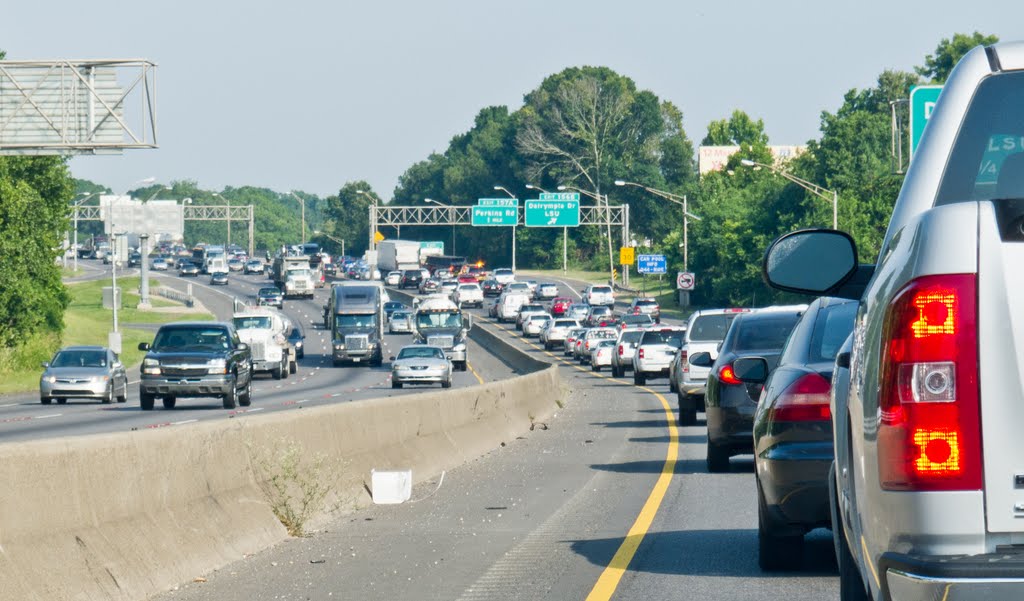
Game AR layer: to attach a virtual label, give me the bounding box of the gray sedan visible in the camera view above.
[39,346,128,404]
[391,345,452,389]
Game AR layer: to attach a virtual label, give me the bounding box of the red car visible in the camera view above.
[457,274,478,284]
[551,297,573,316]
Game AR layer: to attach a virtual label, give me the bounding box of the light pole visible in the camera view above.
[558,184,616,281]
[425,198,455,255]
[180,198,192,245]
[288,191,307,244]
[356,189,378,250]
[493,185,518,271]
[614,180,701,272]
[314,230,345,258]
[739,159,838,229]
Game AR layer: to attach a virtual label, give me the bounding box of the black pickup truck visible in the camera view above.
[138,322,253,410]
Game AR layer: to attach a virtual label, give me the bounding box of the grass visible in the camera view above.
[0,276,212,394]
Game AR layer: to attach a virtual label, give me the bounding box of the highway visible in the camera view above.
[148,277,841,601]
[0,264,514,444]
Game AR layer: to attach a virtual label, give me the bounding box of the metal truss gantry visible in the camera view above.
[73,204,255,255]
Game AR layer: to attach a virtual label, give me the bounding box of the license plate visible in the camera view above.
[353,358,361,363]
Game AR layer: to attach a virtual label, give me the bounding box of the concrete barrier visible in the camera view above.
[0,343,566,600]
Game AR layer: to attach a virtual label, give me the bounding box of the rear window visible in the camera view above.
[591,286,613,294]
[688,314,738,342]
[635,299,657,306]
[731,314,802,352]
[641,330,686,347]
[808,301,858,363]
[936,72,1024,204]
[620,330,644,343]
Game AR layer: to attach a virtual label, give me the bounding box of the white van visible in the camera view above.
[496,292,530,323]
[206,257,229,275]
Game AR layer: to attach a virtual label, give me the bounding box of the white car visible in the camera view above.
[492,268,515,285]
[610,329,645,377]
[384,271,402,286]
[578,328,618,364]
[388,310,413,334]
[632,328,687,385]
[540,318,580,351]
[515,304,548,331]
[583,284,615,307]
[522,314,552,337]
[589,339,616,371]
[534,282,559,300]
[452,283,484,308]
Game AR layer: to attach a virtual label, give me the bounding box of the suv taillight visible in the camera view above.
[680,350,689,373]
[718,363,741,385]
[618,344,624,356]
[770,373,831,422]
[638,348,645,359]
[878,274,981,491]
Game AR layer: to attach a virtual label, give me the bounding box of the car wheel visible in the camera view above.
[297,349,304,359]
[392,381,402,389]
[273,365,283,380]
[442,378,451,389]
[222,379,238,409]
[140,392,155,411]
[669,376,678,393]
[706,441,730,473]
[239,379,252,407]
[163,396,177,409]
[40,396,52,405]
[458,361,467,372]
[758,483,804,571]
[633,372,646,386]
[289,359,297,374]
[117,380,128,403]
[56,397,67,405]
[611,366,621,378]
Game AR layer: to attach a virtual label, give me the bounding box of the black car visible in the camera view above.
[127,251,142,267]
[384,301,407,319]
[733,297,857,570]
[400,269,423,290]
[257,287,283,308]
[138,322,253,410]
[418,277,440,294]
[694,307,804,473]
[481,279,503,297]
[210,272,229,285]
[288,325,306,359]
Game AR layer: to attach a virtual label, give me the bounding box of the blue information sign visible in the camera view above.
[637,254,667,274]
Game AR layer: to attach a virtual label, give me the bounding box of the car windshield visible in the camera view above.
[289,268,310,277]
[417,313,463,328]
[391,311,410,319]
[732,314,802,352]
[233,316,273,330]
[335,314,377,329]
[152,328,231,351]
[52,350,107,368]
[259,288,279,297]
[689,314,739,342]
[642,331,686,347]
[398,347,445,360]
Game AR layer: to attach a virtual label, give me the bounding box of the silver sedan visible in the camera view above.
[390,345,452,389]
[39,346,128,404]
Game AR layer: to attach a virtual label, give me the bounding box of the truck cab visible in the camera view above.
[412,294,470,371]
[328,282,384,366]
[232,307,296,380]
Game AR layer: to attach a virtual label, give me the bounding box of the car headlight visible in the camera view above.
[91,375,110,383]
[143,358,161,375]
[42,375,56,384]
[335,344,345,350]
[207,358,228,375]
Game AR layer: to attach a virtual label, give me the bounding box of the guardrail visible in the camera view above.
[155,284,195,307]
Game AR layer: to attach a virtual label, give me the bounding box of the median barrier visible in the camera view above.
[0,303,566,601]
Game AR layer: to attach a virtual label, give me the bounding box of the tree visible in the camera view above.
[323,181,377,257]
[917,31,999,83]
[701,110,770,147]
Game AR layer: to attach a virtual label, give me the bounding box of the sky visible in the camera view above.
[4,1,1024,200]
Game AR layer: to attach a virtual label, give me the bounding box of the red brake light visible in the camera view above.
[878,274,981,491]
[618,344,624,356]
[718,364,741,385]
[770,373,832,422]
[638,348,645,359]
[680,350,689,373]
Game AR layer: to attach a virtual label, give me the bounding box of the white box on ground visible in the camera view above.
[371,469,412,504]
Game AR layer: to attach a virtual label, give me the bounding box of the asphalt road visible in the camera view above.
[0,264,514,444]
[149,280,840,601]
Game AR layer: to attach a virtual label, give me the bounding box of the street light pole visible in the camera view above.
[558,184,616,280]
[289,191,306,244]
[314,230,346,258]
[424,198,455,255]
[493,185,518,271]
[739,159,838,229]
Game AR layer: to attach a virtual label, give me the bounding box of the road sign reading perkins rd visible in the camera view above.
[471,206,517,226]
[525,194,580,227]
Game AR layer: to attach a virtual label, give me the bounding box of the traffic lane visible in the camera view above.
[442,313,841,599]
[519,271,683,327]
[151,327,675,601]
[0,334,498,443]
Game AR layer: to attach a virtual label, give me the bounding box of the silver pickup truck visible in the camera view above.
[759,41,1024,601]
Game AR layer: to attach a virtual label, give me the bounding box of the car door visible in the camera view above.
[231,329,251,384]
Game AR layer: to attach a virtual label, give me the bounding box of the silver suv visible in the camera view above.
[760,42,1024,601]
[632,328,686,386]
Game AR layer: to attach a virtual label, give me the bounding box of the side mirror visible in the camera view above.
[138,342,150,351]
[389,356,396,362]
[236,342,249,351]
[113,362,123,369]
[836,351,851,369]
[763,229,858,295]
[41,362,49,368]
[733,357,769,384]
[688,351,714,368]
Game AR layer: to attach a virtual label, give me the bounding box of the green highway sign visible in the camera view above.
[525,198,580,227]
[538,192,580,201]
[910,85,942,159]
[477,197,519,207]
[471,206,518,226]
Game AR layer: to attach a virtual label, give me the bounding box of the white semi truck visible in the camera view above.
[412,294,470,371]
[232,306,297,380]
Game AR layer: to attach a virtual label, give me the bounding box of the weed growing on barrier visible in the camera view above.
[248,438,333,537]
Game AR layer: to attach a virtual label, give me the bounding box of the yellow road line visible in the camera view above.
[467,362,485,385]
[586,388,678,600]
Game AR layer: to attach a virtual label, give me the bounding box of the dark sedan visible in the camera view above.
[693,307,804,473]
[733,297,857,571]
[399,269,423,290]
[288,325,306,359]
[481,279,503,297]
